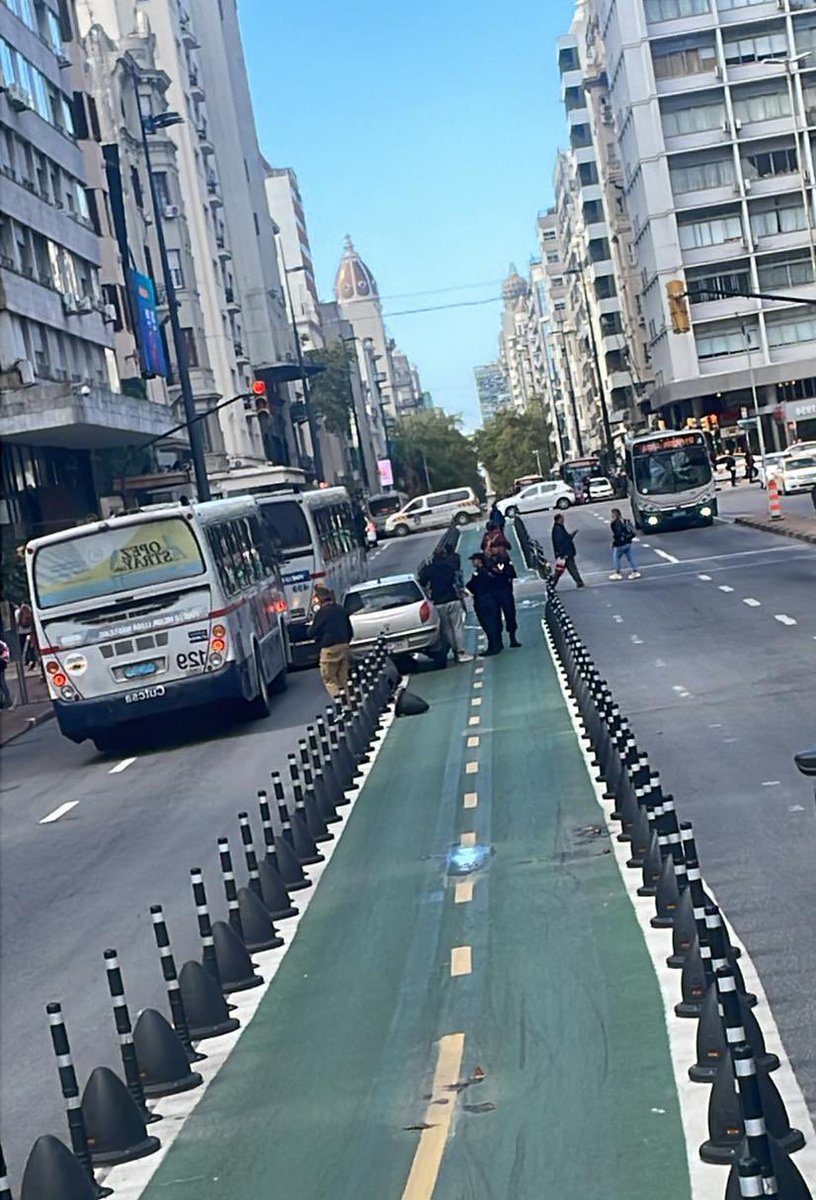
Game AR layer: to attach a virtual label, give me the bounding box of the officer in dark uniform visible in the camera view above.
[490,555,520,647]
[466,552,503,656]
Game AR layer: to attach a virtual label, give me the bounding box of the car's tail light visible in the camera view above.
[419,600,431,623]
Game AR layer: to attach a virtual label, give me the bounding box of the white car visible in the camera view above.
[497,480,575,517]
[585,475,615,502]
[343,575,443,663]
[757,452,786,486]
[778,454,816,494]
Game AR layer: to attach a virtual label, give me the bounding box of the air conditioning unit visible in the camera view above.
[57,52,71,69]
[103,303,117,323]
[164,204,180,218]
[6,84,30,112]
[77,296,93,313]
[15,358,35,386]
[722,120,731,134]
[743,178,752,192]
[62,292,79,314]
[735,118,742,131]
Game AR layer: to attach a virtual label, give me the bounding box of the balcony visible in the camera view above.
[179,13,200,48]
[224,287,240,312]
[189,70,205,101]
[207,177,223,208]
[215,236,231,260]
[233,341,249,363]
[0,381,171,448]
[681,237,751,267]
[197,126,214,154]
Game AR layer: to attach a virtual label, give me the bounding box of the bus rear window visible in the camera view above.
[258,501,311,558]
[34,519,205,609]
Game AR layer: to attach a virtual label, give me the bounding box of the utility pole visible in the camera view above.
[279,260,324,484]
[141,113,210,501]
[534,448,543,476]
[555,318,584,456]
[568,265,614,469]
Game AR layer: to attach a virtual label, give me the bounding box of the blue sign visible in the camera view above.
[130,270,167,378]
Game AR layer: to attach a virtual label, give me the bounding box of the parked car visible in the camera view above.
[784,441,816,458]
[343,575,443,665]
[384,487,481,537]
[585,475,615,502]
[757,452,786,486]
[778,454,816,494]
[497,479,575,517]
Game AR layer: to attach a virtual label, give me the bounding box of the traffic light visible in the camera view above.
[666,280,691,334]
[251,379,269,416]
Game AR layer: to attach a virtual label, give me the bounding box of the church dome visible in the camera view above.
[502,264,528,302]
[335,235,378,303]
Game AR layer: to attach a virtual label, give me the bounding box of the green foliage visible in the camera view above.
[391,410,482,498]
[474,406,554,498]
[304,341,354,438]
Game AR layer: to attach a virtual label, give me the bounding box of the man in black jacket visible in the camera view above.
[551,513,585,589]
[419,548,472,663]
[490,556,520,647]
[466,553,503,655]
[309,585,355,698]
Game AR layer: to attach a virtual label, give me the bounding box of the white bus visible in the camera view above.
[626,430,716,531]
[256,487,367,666]
[26,497,289,751]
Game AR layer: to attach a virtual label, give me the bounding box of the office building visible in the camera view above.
[474,362,511,423]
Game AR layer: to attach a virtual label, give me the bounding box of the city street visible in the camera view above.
[526,495,816,1121]
[0,530,439,1186]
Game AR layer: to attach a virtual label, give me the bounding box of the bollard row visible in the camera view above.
[9,645,401,1198]
[542,586,813,1200]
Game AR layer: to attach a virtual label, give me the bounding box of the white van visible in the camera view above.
[384,487,481,537]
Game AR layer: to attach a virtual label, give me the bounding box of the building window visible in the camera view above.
[670,155,734,194]
[732,88,791,125]
[723,31,788,67]
[182,327,199,367]
[662,99,726,136]
[646,0,710,20]
[766,314,816,348]
[152,171,170,208]
[750,199,806,238]
[687,266,751,299]
[743,146,799,181]
[678,213,743,249]
[757,253,815,291]
[653,43,717,79]
[167,249,184,289]
[696,324,759,359]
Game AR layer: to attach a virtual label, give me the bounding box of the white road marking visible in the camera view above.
[39,800,79,825]
[742,598,761,607]
[109,756,137,774]
[470,697,481,707]
[468,716,480,727]
[761,781,781,787]
[631,635,644,645]
[653,548,679,564]
[774,614,797,626]
[655,658,666,668]
[697,574,711,581]
[613,614,623,624]
[718,585,734,593]
[789,804,806,813]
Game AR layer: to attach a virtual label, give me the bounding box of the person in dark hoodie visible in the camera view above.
[466,552,503,655]
[551,513,585,589]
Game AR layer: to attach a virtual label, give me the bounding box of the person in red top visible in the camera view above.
[481,522,511,559]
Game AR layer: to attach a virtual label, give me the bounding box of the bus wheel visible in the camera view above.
[247,649,272,719]
[393,523,411,537]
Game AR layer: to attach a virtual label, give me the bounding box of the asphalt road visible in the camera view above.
[0,528,439,1187]
[526,497,816,1121]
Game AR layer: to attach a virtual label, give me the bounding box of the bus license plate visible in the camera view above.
[124,685,166,704]
[124,661,157,679]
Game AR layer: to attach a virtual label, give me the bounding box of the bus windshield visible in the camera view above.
[258,501,311,560]
[633,439,711,496]
[33,519,205,609]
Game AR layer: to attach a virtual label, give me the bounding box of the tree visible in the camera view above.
[391,410,482,498]
[304,341,354,438]
[474,407,554,498]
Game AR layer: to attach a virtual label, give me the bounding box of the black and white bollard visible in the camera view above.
[235,813,283,951]
[191,868,221,987]
[150,905,203,1062]
[253,794,301,912]
[0,1142,10,1200]
[285,757,328,857]
[45,1003,111,1197]
[259,785,310,892]
[103,948,160,1124]
[218,837,244,941]
[316,715,347,808]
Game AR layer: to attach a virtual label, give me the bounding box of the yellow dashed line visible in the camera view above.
[468,716,480,727]
[450,946,472,976]
[460,831,476,847]
[463,792,478,809]
[465,761,478,774]
[467,736,480,748]
[455,880,474,904]
[474,681,483,689]
[400,1034,466,1199]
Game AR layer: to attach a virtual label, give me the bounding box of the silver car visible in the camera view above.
[343,574,442,661]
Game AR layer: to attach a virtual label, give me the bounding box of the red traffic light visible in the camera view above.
[251,380,266,396]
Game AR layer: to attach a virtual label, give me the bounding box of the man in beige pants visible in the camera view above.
[309,585,354,698]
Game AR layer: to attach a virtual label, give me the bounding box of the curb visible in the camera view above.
[734,515,816,546]
[0,706,54,747]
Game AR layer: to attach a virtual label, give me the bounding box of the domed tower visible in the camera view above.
[335,236,396,420]
[334,235,379,304]
[502,264,529,304]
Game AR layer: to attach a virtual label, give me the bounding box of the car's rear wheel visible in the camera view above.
[394,523,410,537]
[454,512,471,526]
[555,497,571,510]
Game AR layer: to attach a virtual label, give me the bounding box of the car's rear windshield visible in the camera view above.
[33,519,205,609]
[258,501,311,559]
[368,495,402,518]
[344,580,423,615]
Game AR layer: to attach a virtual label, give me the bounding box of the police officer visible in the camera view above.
[489,555,520,647]
[466,552,503,656]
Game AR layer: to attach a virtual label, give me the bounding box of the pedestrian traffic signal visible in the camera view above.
[666,280,691,334]
[251,379,269,415]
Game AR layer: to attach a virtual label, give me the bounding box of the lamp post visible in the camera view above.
[565,264,614,468]
[274,251,324,484]
[554,315,584,456]
[741,323,770,507]
[141,112,210,500]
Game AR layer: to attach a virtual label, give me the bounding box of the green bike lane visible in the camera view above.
[135,601,690,1198]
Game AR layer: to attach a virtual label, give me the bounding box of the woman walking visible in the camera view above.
[609,508,640,580]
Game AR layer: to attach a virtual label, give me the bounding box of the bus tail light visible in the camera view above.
[209,623,227,669]
[419,601,431,624]
[46,661,60,675]
[51,672,68,688]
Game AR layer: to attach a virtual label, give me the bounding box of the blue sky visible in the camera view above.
[239,0,576,431]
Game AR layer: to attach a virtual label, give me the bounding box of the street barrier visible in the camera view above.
[768,476,782,520]
[9,646,402,1193]
[541,574,813,1200]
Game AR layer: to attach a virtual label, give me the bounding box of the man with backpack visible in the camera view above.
[609,508,641,580]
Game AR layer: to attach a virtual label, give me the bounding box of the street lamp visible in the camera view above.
[553,314,585,456]
[275,254,324,484]
[741,323,770,506]
[564,264,614,467]
[141,111,210,500]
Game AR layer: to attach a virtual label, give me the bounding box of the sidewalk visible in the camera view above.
[0,665,52,747]
[734,511,816,546]
[121,555,690,1199]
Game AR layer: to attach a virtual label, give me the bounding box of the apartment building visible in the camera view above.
[536,207,581,458]
[498,265,534,412]
[474,361,511,423]
[1,0,170,541]
[596,0,816,446]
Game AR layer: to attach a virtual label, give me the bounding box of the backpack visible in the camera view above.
[620,519,635,544]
